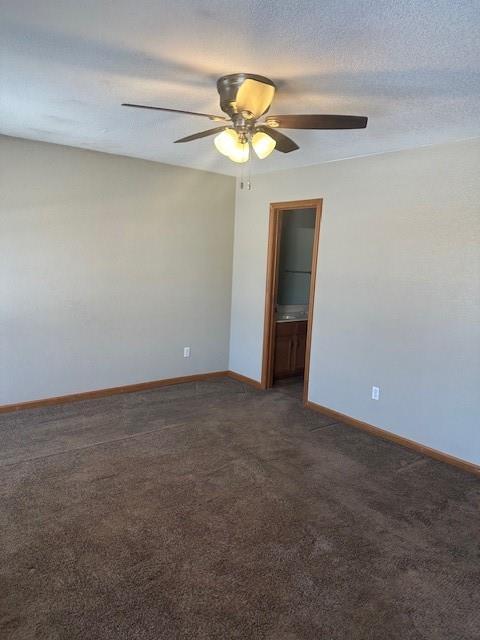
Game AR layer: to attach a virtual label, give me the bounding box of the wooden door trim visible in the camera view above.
[302,201,322,402]
[260,203,283,389]
[260,198,323,401]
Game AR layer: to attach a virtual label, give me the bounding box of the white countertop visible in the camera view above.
[276,315,308,323]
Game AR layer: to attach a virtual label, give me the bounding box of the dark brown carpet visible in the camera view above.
[1,377,479,639]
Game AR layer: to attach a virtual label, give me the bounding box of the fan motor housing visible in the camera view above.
[217,73,276,119]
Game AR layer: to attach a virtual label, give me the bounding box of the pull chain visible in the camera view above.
[240,153,252,190]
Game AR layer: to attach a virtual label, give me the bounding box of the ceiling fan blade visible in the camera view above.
[122,103,227,122]
[257,125,299,153]
[235,79,276,119]
[174,126,227,143]
[265,114,368,129]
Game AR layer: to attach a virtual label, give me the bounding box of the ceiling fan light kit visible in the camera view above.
[214,128,250,163]
[214,128,277,163]
[251,131,277,159]
[122,72,368,165]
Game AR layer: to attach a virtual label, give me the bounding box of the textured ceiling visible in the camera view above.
[1,0,479,176]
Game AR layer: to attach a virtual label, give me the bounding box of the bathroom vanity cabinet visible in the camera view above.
[273,320,307,379]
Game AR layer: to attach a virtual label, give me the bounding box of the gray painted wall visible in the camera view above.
[2,134,479,466]
[0,136,235,404]
[229,139,480,465]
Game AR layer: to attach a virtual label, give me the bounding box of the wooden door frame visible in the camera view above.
[260,198,323,403]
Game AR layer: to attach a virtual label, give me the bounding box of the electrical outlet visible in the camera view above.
[371,386,380,401]
[183,347,191,358]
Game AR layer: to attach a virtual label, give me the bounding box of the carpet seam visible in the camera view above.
[0,421,188,469]
[309,421,343,431]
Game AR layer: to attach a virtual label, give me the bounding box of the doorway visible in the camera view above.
[261,199,323,402]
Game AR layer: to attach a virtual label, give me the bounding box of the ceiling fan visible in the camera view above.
[122,72,368,163]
